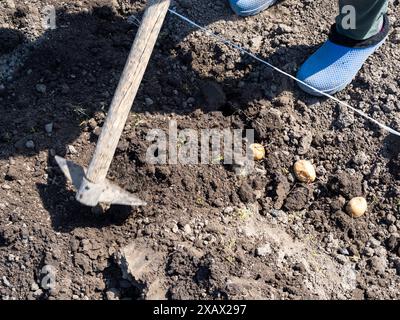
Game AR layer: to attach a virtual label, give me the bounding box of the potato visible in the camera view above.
[249,143,265,161]
[293,160,316,183]
[346,197,367,218]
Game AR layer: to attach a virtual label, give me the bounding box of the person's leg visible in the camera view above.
[336,0,388,40]
[229,0,277,16]
[297,0,390,96]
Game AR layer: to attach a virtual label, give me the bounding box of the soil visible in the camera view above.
[1,0,400,300]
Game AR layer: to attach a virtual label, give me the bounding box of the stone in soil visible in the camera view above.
[114,242,167,299]
[45,123,53,134]
[25,140,35,149]
[35,84,47,94]
[256,243,272,257]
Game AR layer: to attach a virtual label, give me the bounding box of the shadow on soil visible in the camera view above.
[0,3,324,231]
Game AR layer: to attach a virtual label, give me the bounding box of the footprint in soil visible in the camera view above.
[0,1,320,230]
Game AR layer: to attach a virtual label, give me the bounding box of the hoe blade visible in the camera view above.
[54,156,146,207]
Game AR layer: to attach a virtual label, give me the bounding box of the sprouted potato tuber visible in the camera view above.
[250,143,265,161]
[346,197,368,218]
[293,160,316,183]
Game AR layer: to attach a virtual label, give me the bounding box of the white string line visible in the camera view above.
[167,9,400,137]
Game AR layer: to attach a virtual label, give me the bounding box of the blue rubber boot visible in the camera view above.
[229,0,277,16]
[297,17,389,96]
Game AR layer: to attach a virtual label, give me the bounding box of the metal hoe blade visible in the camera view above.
[55,156,146,207]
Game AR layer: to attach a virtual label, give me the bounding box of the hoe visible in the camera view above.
[56,0,171,207]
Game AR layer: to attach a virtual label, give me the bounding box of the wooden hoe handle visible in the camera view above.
[86,0,171,183]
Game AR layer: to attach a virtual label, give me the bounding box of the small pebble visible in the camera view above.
[45,123,53,134]
[2,276,11,287]
[256,244,272,257]
[363,247,375,257]
[369,237,381,249]
[25,140,35,149]
[171,224,179,233]
[105,288,120,300]
[145,97,154,106]
[35,84,47,94]
[183,224,192,235]
[33,289,43,298]
[31,282,40,291]
[386,214,396,224]
[67,145,77,154]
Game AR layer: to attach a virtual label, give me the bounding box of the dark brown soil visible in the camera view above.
[0,0,400,300]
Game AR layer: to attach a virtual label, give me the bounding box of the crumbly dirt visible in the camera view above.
[0,0,400,300]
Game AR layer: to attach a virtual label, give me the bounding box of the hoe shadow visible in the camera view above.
[0,1,321,231]
[0,28,26,55]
